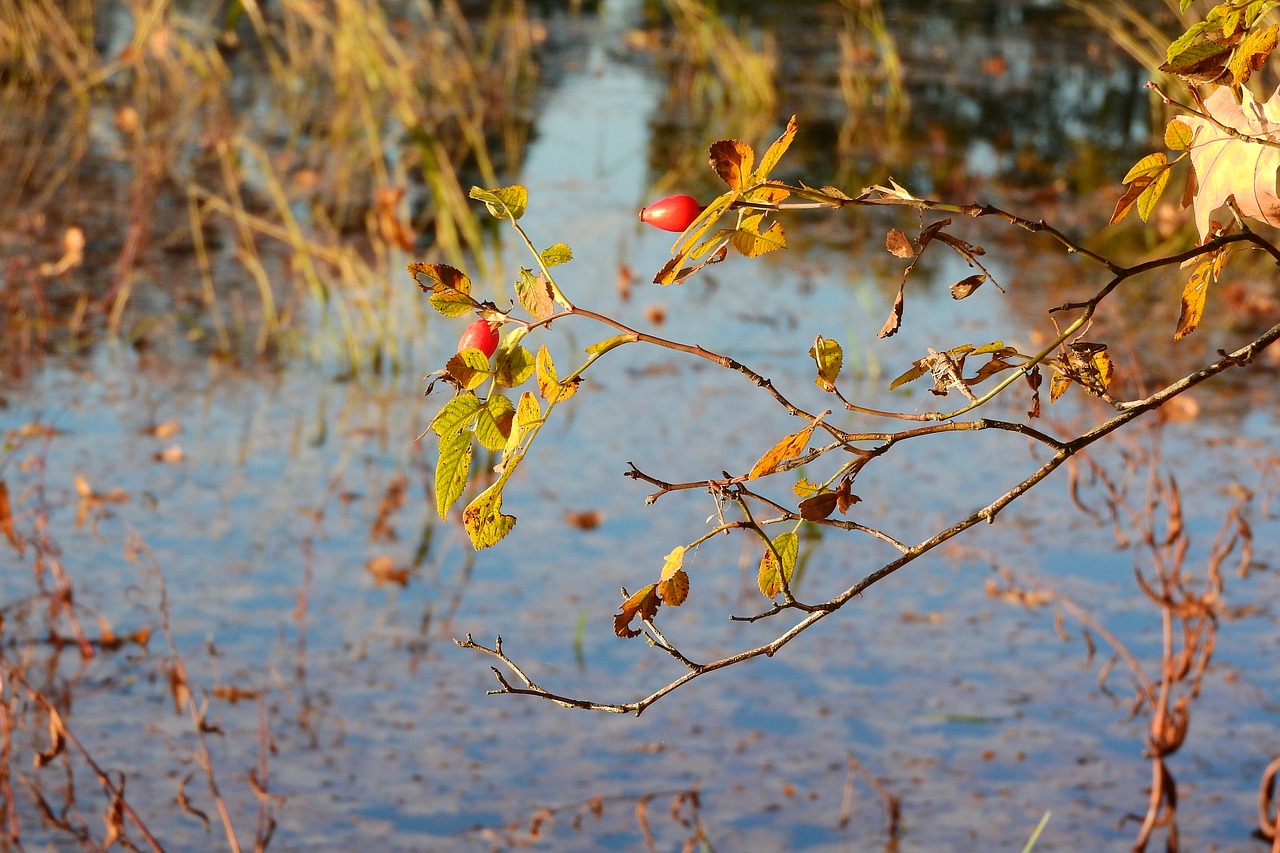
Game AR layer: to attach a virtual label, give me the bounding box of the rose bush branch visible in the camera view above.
[455,321,1279,714]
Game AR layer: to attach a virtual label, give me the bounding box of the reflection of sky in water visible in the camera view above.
[5,3,1280,851]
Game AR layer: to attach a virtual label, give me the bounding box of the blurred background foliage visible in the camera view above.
[0,0,1195,375]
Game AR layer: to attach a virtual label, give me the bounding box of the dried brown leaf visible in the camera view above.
[885,228,914,258]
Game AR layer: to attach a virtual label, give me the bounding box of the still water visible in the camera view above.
[3,2,1280,850]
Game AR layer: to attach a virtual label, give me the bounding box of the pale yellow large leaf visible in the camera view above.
[1180,86,1280,239]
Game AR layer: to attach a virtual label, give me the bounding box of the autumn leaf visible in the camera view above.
[878,282,905,338]
[747,413,826,479]
[1180,86,1280,239]
[1176,258,1215,339]
[753,115,797,182]
[757,531,799,599]
[657,570,689,606]
[809,336,843,391]
[885,228,914,258]
[614,584,660,638]
[708,139,755,191]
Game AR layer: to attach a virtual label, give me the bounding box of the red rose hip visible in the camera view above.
[640,194,703,232]
[457,319,500,358]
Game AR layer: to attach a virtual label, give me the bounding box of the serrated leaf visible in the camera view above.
[754,115,797,181]
[1049,370,1071,402]
[708,139,755,191]
[757,531,799,599]
[410,263,477,317]
[492,345,535,388]
[474,394,515,451]
[1165,119,1194,151]
[748,417,821,479]
[660,545,686,580]
[614,584,660,638]
[809,336,843,391]
[462,481,516,549]
[515,269,557,320]
[1137,166,1172,221]
[1175,259,1214,339]
[793,478,821,498]
[729,218,786,258]
[435,429,473,519]
[429,393,484,437]
[540,242,573,267]
[445,350,492,391]
[535,345,580,403]
[1227,23,1277,86]
[657,569,689,606]
[1164,22,1221,66]
[1122,152,1169,184]
[468,185,528,221]
[889,359,929,390]
[504,391,543,456]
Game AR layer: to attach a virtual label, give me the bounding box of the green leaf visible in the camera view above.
[430,393,484,437]
[435,429,473,519]
[445,349,492,391]
[1165,21,1214,65]
[474,394,515,451]
[809,336,843,391]
[757,531,799,599]
[540,243,573,267]
[462,481,516,549]
[493,345,535,388]
[515,269,557,320]
[468,185,528,221]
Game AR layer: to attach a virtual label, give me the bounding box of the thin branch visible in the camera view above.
[457,322,1280,714]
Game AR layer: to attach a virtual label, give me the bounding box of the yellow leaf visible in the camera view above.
[613,584,660,638]
[1165,119,1194,151]
[809,336,843,391]
[747,415,823,480]
[462,482,516,550]
[1227,23,1278,87]
[1175,259,1214,340]
[757,531,799,599]
[1122,152,1169,184]
[753,115,798,182]
[660,546,686,580]
[535,345,579,403]
[657,569,689,606]
[1137,166,1172,221]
